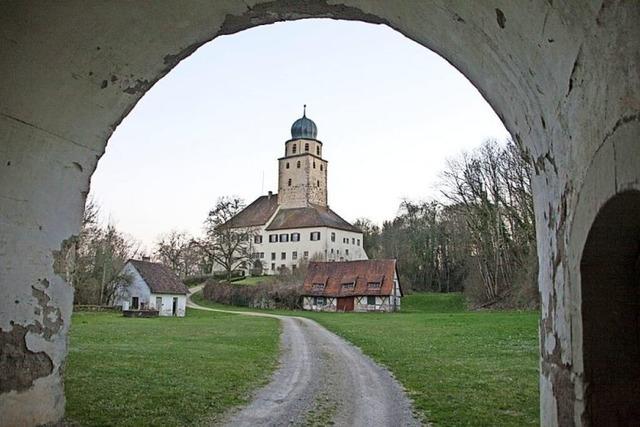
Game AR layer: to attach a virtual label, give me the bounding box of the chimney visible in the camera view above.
[268,191,273,199]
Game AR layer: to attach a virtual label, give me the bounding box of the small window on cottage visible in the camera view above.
[286,162,290,169]
[312,283,325,291]
[291,232,300,242]
[254,235,263,244]
[279,233,289,242]
[271,252,276,260]
[367,282,381,289]
[342,282,355,291]
[281,252,286,260]
[331,232,336,242]
[305,143,309,152]
[303,251,309,258]
[297,160,301,168]
[288,178,292,187]
[269,234,278,243]
[314,296,326,306]
[131,296,139,310]
[367,296,376,305]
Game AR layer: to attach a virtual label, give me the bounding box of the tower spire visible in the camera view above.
[303,104,306,117]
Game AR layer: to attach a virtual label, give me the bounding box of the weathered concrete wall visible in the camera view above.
[1,1,638,425]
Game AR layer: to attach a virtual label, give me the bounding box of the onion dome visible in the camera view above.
[290,105,318,140]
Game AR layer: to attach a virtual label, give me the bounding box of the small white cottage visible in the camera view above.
[114,259,189,317]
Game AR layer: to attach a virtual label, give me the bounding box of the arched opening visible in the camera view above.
[581,190,640,424]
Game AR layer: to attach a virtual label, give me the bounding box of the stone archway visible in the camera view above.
[0,2,638,425]
[580,191,640,424]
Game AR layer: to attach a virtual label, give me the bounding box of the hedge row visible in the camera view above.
[202,279,303,310]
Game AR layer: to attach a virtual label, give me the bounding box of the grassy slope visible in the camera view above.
[65,309,280,426]
[193,292,540,426]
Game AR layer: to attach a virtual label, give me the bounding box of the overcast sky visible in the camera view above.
[89,19,509,250]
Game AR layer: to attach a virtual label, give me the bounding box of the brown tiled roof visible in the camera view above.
[222,194,279,228]
[302,260,401,297]
[266,204,360,232]
[129,260,190,295]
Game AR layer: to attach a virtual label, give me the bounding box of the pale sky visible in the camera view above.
[89,19,509,251]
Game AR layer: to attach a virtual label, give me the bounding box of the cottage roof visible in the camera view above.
[221,193,279,229]
[266,204,360,233]
[303,259,401,297]
[128,260,189,295]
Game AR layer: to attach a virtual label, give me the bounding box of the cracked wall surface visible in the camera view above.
[0,1,638,425]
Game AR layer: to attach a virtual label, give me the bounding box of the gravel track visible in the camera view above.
[187,290,421,426]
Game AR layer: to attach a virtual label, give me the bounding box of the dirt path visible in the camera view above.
[187,288,421,426]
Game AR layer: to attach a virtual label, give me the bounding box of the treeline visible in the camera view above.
[357,139,538,308]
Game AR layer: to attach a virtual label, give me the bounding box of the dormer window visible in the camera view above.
[341,282,355,291]
[367,282,381,289]
[305,143,309,152]
[312,283,325,291]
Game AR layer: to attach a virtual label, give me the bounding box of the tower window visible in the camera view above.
[317,180,320,187]
[305,143,309,152]
[316,146,320,156]
[286,162,289,169]
[320,164,323,171]
[288,178,292,187]
[297,161,301,168]
[313,161,316,169]
[292,144,297,154]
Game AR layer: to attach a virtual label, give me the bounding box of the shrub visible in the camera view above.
[202,279,303,310]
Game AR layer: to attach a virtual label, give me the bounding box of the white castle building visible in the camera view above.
[221,107,368,275]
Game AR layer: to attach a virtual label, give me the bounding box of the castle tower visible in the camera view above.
[278,106,328,208]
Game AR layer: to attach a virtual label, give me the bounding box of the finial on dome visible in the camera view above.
[303,104,307,117]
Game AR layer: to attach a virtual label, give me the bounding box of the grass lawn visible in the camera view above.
[231,275,271,285]
[65,308,280,426]
[193,292,540,426]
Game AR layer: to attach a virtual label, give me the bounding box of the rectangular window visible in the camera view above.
[342,283,355,291]
[312,283,325,291]
[352,238,355,244]
[345,249,349,255]
[367,282,381,289]
[292,264,297,271]
[131,296,139,310]
[357,239,360,246]
[281,252,286,260]
[310,231,321,241]
[314,296,326,306]
[254,235,263,244]
[260,252,265,259]
[292,251,298,260]
[303,251,309,258]
[331,232,336,242]
[271,263,275,271]
[279,233,289,242]
[269,234,278,243]
[271,252,276,261]
[291,232,300,242]
[367,296,376,305]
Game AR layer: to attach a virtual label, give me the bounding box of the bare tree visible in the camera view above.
[204,197,257,281]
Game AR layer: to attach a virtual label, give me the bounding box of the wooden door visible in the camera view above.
[337,297,354,312]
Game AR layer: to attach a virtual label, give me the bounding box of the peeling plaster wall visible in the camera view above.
[0,1,638,425]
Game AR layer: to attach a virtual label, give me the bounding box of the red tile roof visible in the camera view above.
[303,260,401,297]
[129,260,189,295]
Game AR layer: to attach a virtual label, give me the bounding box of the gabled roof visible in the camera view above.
[128,260,189,295]
[220,194,279,229]
[266,204,360,233]
[303,260,401,297]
